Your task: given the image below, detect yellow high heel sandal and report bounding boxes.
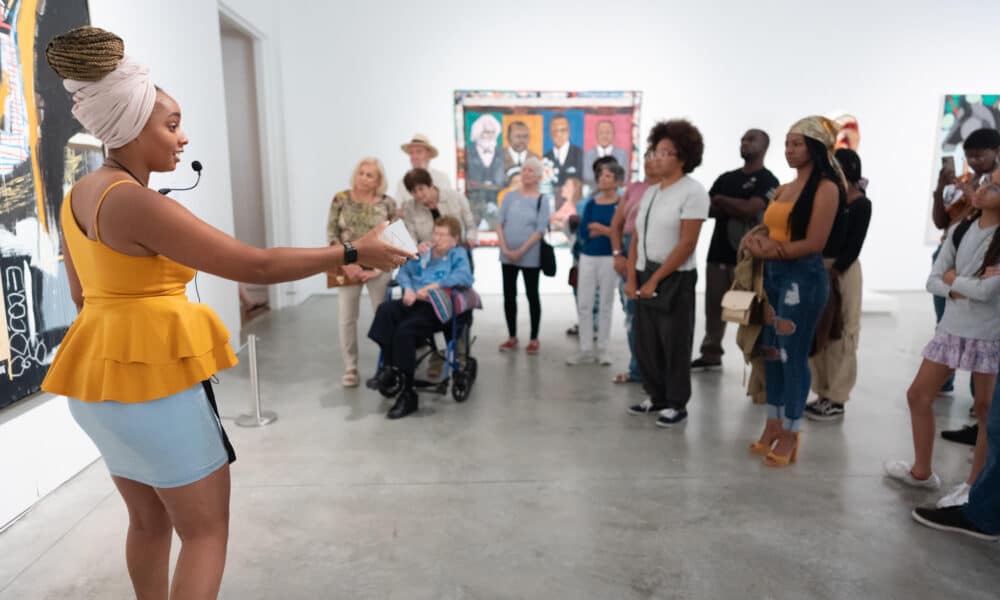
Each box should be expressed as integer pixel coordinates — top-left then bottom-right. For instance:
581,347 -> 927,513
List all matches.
749,438 -> 775,456
764,433 -> 800,467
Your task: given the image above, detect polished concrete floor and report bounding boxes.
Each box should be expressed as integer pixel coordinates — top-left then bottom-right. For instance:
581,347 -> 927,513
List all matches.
1,292 -> 997,599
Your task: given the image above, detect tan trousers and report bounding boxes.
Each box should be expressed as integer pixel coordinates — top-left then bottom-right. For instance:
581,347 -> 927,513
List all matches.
809,260 -> 862,403
337,272 -> 391,372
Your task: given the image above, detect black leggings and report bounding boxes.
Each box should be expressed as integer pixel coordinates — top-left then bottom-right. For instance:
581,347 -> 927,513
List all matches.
502,264 -> 541,339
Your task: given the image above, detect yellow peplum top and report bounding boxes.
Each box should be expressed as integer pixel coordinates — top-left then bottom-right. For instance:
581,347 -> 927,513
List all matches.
41,180 -> 238,403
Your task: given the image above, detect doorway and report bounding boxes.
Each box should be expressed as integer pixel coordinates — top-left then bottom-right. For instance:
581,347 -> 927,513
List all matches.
219,16 -> 269,325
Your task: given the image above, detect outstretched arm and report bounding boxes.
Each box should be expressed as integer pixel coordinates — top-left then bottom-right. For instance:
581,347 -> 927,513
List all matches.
104,186 -> 414,283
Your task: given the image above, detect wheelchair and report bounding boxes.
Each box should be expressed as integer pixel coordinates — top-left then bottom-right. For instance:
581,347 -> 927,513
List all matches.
370,283 -> 479,403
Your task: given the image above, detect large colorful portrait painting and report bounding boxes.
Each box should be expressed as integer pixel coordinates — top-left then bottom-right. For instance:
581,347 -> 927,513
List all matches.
0,0 -> 98,409
454,90 -> 642,241
925,94 -> 1000,244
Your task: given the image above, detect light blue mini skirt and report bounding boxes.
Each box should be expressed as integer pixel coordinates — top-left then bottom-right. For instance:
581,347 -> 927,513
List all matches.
69,382 -> 232,488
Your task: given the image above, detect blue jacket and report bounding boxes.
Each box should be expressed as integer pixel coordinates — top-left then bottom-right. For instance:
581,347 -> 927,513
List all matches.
397,246 -> 474,291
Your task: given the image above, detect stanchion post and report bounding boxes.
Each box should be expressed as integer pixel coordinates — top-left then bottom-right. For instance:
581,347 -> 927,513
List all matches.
235,333 -> 277,427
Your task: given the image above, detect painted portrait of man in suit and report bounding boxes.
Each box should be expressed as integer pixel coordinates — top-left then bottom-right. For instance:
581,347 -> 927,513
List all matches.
503,120 -> 539,182
465,113 -> 506,228
467,113 -> 505,187
543,114 -> 583,186
582,120 -> 629,185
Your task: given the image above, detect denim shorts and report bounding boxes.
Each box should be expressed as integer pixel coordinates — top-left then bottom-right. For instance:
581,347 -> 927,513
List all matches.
69,383 -> 231,488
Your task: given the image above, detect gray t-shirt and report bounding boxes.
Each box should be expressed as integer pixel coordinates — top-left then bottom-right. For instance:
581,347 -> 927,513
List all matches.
927,219 -> 1000,340
498,190 -> 551,268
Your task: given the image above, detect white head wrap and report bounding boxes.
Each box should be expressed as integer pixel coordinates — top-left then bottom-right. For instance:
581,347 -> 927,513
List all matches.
63,55 -> 156,149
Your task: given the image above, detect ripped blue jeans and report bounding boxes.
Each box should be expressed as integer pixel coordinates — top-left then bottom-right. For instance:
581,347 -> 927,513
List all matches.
760,254 -> 829,432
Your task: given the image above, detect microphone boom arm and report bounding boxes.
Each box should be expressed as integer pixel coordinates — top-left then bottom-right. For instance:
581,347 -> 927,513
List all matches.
158,160 -> 203,195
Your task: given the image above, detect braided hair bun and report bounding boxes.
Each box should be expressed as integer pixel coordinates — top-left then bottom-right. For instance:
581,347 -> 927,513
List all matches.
45,26 -> 124,81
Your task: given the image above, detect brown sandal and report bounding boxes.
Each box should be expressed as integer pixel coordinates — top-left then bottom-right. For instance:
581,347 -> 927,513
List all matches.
613,372 -> 636,384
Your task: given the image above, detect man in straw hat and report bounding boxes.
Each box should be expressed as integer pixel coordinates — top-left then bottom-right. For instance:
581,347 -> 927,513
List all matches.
395,133 -> 454,207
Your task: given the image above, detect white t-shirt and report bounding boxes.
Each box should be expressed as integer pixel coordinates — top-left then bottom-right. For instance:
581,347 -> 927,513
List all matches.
634,176 -> 710,271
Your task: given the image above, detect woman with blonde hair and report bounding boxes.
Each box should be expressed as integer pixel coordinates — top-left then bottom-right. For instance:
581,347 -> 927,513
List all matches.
328,157 -> 398,387
41,26 -> 411,599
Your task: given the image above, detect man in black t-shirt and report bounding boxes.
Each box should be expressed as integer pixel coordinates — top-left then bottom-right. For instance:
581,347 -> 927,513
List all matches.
692,129 -> 779,371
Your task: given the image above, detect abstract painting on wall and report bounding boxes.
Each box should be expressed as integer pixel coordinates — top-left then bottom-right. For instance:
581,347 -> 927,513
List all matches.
0,0 -> 98,409
453,90 -> 642,243
925,94 -> 1000,244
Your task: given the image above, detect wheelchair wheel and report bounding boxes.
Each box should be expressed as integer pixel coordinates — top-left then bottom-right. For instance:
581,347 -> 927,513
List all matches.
377,368 -> 403,398
452,372 -> 472,403
465,357 -> 478,384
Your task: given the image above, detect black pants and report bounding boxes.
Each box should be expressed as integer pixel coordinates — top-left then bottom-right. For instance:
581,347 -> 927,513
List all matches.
633,271 -> 696,410
502,264 -> 541,339
367,300 -> 442,373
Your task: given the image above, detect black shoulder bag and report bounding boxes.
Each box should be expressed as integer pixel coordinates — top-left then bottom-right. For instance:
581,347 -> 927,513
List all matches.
537,195 -> 557,277
637,190 -> 696,312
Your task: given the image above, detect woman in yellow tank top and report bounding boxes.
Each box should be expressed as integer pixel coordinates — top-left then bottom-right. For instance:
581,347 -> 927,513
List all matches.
743,116 -> 845,468
42,27 -> 414,600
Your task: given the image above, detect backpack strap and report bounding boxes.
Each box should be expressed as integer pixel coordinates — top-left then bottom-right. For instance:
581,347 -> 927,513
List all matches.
951,217 -> 976,251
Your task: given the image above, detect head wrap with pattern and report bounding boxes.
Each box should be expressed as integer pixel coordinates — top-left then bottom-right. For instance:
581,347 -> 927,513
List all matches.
789,115 -> 847,189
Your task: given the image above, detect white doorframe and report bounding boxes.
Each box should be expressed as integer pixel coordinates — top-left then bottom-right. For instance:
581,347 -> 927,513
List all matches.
218,2 -> 294,311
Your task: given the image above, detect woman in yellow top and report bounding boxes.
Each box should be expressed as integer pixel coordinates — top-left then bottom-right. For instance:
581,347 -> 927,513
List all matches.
744,116 -> 845,467
41,27 -> 412,600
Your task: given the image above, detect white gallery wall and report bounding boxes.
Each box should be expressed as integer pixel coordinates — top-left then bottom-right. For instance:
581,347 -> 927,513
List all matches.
274,0 -> 1000,300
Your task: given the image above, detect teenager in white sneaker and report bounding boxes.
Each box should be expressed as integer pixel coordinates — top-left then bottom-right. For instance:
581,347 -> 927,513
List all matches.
885,169 -> 1000,500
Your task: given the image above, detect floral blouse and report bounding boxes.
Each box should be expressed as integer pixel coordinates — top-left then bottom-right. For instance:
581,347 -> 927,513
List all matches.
326,190 -> 397,244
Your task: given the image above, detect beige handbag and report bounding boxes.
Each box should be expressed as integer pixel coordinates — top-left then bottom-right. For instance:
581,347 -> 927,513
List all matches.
721,290 -> 758,325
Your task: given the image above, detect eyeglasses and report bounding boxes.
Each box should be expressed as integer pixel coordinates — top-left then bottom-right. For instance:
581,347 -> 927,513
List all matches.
644,150 -> 678,160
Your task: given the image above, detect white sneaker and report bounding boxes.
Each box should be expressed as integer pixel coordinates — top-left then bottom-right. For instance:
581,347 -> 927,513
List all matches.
565,351 -> 596,366
883,460 -> 941,490
936,482 -> 971,508
597,352 -> 613,366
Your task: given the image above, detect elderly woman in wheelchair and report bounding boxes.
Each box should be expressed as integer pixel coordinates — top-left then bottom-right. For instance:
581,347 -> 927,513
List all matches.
368,215 -> 477,419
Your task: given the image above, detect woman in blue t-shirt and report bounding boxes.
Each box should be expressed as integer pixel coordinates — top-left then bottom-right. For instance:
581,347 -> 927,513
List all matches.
567,163 -> 624,365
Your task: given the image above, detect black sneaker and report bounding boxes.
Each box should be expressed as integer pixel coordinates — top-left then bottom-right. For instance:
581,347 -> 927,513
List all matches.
566,324 -> 579,336
655,408 -> 688,427
941,424 -> 978,446
690,357 -> 722,372
806,399 -> 844,422
911,506 -> 999,542
628,398 -> 667,415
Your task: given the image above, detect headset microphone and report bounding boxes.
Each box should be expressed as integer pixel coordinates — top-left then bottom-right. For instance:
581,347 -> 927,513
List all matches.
158,160 -> 203,195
